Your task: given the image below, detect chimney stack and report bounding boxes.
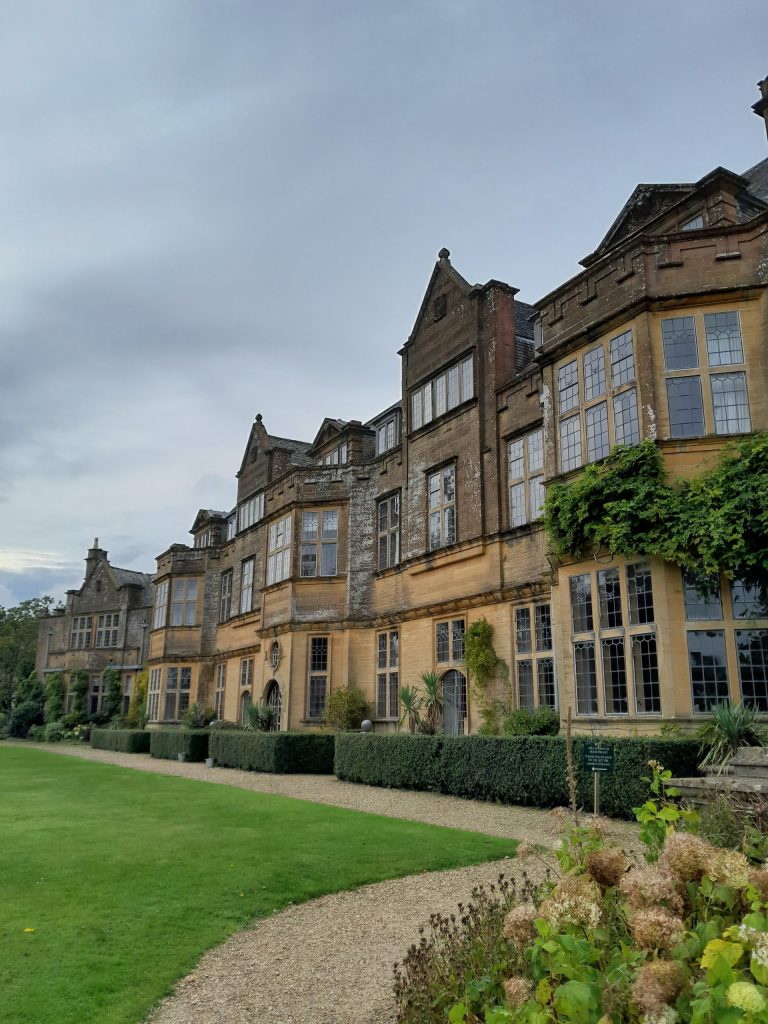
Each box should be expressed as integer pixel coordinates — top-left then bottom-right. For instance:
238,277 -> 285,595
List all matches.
753,75 -> 768,141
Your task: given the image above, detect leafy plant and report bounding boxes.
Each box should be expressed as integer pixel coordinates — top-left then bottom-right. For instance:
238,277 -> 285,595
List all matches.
321,686 -> 370,731
9,699 -> 44,738
182,701 -> 216,729
44,672 -> 66,723
399,686 -> 423,733
464,619 -> 508,691
698,701 -> 768,773
245,702 -> 277,732
69,670 -> 89,720
126,670 -> 148,728
44,721 -> 66,743
419,672 -> 443,735
101,669 -> 123,720
502,706 -> 560,737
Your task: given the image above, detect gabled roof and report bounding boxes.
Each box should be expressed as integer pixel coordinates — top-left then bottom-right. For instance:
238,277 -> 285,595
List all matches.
269,435 -> 314,465
744,156 -> 768,203
583,183 -> 696,266
365,399 -> 402,430
310,417 -> 348,451
236,414 -> 313,478
111,567 -> 152,589
190,509 -> 229,532
402,248 -> 473,349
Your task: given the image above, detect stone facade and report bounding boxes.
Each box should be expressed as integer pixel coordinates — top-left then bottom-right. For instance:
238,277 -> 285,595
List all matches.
38,80 -> 768,735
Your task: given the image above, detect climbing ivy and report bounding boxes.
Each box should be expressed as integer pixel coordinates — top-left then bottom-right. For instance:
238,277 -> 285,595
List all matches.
543,433 -> 768,585
464,618 -> 507,690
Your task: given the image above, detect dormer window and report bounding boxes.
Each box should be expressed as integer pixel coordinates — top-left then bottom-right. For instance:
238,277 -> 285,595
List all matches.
319,442 -> 347,466
681,214 -> 704,231
375,413 -> 399,455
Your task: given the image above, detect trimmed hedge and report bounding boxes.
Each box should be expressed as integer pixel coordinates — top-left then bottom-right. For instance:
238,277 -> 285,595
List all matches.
334,734 -> 702,819
149,729 -> 209,762
209,731 -> 335,774
91,728 -> 151,754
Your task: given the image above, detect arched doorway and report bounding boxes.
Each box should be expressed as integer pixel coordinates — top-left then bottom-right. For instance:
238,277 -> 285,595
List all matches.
240,690 -> 251,727
265,680 -> 282,731
442,670 -> 467,736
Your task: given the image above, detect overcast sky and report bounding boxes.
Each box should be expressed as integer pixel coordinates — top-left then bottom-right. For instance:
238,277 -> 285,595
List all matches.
1,0 -> 767,607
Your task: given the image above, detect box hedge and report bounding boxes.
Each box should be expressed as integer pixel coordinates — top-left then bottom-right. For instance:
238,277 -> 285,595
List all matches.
149,729 -> 209,762
90,728 -> 151,753
209,731 -> 335,774
334,733 -> 701,819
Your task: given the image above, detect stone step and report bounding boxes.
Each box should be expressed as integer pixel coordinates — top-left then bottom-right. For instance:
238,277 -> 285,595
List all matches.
669,775 -> 768,804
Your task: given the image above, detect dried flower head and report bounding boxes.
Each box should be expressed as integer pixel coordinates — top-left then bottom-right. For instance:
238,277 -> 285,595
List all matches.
503,903 -> 538,950
585,847 -> 627,889
515,842 -> 536,861
504,976 -> 533,1008
643,1009 -> 678,1024
708,848 -> 751,889
748,868 -> 768,900
620,866 -> 684,914
549,806 -> 570,827
658,832 -> 713,883
629,907 -> 685,950
753,932 -> 768,969
540,874 -> 602,932
631,960 -> 686,1013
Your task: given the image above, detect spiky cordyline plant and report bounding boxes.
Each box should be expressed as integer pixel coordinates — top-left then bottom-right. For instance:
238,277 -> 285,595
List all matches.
698,701 -> 768,773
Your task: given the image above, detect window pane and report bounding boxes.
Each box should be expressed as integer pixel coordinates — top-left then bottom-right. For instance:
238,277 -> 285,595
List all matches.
704,311 -> 744,366
601,637 -> 628,714
435,374 -> 447,416
627,563 -> 654,624
388,672 -> 399,719
451,619 -> 465,661
683,570 -> 722,620
574,641 -> 598,715
586,401 -> 609,462
411,390 -> 422,430
711,373 -> 751,435
559,415 -> 582,472
528,476 -> 545,521
508,440 -> 524,480
597,568 -> 623,628
377,633 -> 387,670
583,346 -> 606,401
666,376 -> 704,438
320,542 -> 337,576
389,631 -> 399,668
322,511 -> 338,539
537,658 -> 556,707
515,608 -> 532,654
731,578 -> 768,620
610,331 -> 635,387
527,430 -> 543,473
681,214 -> 704,231
736,630 -> 768,712
461,357 -> 473,401
509,482 -> 525,527
688,630 -> 729,713
558,360 -> 579,412
310,637 -> 328,671
429,511 -> 441,550
444,506 -> 456,545
309,676 -> 327,718
436,622 -> 449,662
632,633 -> 661,713
447,365 -> 459,409
535,605 -> 552,651
302,512 -> 318,541
569,574 -> 594,632
423,381 -> 433,422
443,466 -> 455,502
613,387 -> 640,446
517,661 -> 534,709
662,316 -> 699,370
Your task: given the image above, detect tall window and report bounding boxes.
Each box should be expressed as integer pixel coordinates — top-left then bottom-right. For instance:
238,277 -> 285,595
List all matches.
662,311 -> 751,438
122,675 -> 132,716
219,571 -> 232,622
95,613 -> 120,648
267,515 -> 292,585
70,616 -> 93,650
300,510 -> 338,577
164,667 -> 191,721
147,669 -> 161,721
171,579 -> 197,626
238,492 -> 265,532
570,562 -> 659,716
152,581 -> 168,629
436,619 -> 464,663
508,429 -> 545,527
308,637 -> 329,718
376,413 -> 399,455
240,559 -> 254,613
428,465 -> 456,550
214,663 -> 226,719
410,356 -> 474,431
376,630 -> 399,719
377,494 -> 400,570
240,657 -> 254,688
557,329 -> 639,473
514,602 -> 556,709
226,515 -> 236,541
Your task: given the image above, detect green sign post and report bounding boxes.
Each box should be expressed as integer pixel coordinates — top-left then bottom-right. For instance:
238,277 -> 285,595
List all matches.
582,741 -> 614,815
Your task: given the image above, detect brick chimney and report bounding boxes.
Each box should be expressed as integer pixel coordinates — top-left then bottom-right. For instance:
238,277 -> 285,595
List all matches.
753,75 -> 768,141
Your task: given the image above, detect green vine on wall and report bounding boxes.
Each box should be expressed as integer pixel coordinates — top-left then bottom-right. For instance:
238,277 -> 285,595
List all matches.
464,619 -> 508,690
543,434 -> 768,585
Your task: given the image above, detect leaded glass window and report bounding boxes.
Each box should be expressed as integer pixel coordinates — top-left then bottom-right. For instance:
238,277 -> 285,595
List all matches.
662,316 -> 699,370
688,630 -> 729,713
711,373 -> 751,435
667,376 -> 705,438
704,311 -> 744,366
570,574 -> 594,632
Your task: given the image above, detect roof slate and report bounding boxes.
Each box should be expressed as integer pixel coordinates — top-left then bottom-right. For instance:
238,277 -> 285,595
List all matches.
515,300 -> 536,339
744,156 -> 768,203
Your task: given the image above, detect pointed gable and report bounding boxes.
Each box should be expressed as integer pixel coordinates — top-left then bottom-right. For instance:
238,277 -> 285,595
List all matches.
401,247 -> 473,352
582,183 -> 696,266
310,417 -> 347,452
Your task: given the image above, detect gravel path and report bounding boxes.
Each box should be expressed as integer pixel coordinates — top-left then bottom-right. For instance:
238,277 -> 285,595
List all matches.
7,742 -> 639,1023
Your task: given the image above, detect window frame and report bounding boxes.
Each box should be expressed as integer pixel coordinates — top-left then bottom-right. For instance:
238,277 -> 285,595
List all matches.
239,558 -> 255,614
377,492 -> 400,571
409,355 -> 474,434
513,601 -> 556,710
427,463 -> 457,551
152,581 -> 169,630
376,629 -> 399,720
375,413 -> 400,456
300,508 -> 339,578
308,636 -> 329,719
266,514 -> 292,586
95,612 -> 120,648
507,428 -> 545,528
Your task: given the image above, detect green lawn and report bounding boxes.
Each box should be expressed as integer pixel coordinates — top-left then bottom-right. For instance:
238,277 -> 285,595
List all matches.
0,746 -> 515,1024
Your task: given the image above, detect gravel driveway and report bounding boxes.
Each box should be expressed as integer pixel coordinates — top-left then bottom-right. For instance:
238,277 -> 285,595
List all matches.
8,742 -> 639,1022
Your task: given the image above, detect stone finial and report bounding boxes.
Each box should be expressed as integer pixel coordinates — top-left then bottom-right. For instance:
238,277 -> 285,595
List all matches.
93,537 -> 99,548
255,413 -> 262,423
753,76 -> 768,141
438,247 -> 450,260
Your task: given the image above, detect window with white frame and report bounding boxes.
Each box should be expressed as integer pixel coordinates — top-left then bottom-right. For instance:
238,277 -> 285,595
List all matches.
219,570 -> 232,622
170,578 -> 198,626
239,492 -> 265,532
570,563 -> 659,717
226,515 -> 236,541
410,355 -> 474,431
376,630 -> 399,719
508,429 -> 545,527
266,515 -> 292,585
70,615 -> 93,650
96,612 -> 119,648
376,413 -> 400,455
153,581 -> 168,629
300,510 -> 338,577
436,619 -> 465,664
147,668 -> 161,721
214,663 -> 226,719
428,465 -> 456,550
308,637 -> 329,718
377,493 -> 400,570
240,558 -> 254,613
662,311 -> 751,439
320,442 -> 348,466
193,529 -> 211,549
557,330 -> 640,474
513,602 -> 556,709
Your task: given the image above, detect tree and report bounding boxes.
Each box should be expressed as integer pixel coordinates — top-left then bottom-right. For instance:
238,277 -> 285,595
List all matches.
0,596 -> 55,713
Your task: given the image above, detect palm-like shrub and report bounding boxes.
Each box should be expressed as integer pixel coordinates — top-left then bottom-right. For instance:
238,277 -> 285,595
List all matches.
399,686 -> 422,733
698,701 -> 768,773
